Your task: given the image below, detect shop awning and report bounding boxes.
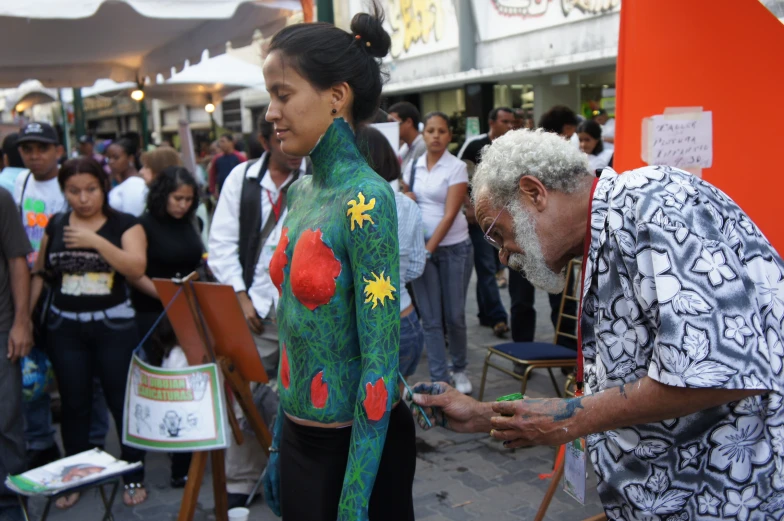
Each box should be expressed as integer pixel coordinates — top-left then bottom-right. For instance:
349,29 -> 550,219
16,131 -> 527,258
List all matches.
0,0 -> 299,88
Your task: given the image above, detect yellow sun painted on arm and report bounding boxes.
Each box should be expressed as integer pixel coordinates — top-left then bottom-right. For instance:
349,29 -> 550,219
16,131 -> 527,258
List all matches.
363,271 -> 396,309
347,192 -> 376,231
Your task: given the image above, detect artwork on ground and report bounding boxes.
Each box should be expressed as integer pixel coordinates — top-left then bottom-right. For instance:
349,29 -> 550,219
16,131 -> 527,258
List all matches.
123,355 -> 228,452
6,449 -> 142,496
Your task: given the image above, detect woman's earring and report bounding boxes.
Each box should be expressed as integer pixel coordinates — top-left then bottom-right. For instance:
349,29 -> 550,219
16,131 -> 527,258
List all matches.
331,108 -> 337,115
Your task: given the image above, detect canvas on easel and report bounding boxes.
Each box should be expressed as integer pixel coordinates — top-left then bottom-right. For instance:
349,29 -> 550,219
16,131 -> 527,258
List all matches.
153,273 -> 274,521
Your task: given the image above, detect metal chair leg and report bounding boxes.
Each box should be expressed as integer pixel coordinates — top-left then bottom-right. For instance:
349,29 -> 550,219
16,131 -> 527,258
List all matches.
547,368 -> 562,398
18,495 -> 30,521
520,365 -> 535,396
100,481 -> 119,521
478,351 -> 493,401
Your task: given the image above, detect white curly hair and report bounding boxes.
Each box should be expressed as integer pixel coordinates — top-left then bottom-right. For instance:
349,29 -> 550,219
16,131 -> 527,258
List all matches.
472,128 -> 592,209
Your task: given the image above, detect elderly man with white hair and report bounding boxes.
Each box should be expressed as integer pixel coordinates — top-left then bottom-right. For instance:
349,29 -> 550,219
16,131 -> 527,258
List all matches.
409,129 -> 784,520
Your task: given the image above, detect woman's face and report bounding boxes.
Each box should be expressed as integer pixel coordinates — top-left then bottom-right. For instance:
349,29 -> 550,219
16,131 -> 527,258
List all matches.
140,163 -> 154,185
106,144 -> 130,175
262,51 -> 342,157
578,132 -> 599,155
166,184 -> 195,220
423,116 -> 451,155
64,173 -> 104,218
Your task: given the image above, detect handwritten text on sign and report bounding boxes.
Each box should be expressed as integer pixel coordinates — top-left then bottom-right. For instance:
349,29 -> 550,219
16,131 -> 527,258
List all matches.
650,112 -> 713,168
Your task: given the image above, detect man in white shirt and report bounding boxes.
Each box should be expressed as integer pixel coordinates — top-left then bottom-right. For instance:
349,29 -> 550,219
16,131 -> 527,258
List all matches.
388,102 -> 426,177
208,115 -> 307,508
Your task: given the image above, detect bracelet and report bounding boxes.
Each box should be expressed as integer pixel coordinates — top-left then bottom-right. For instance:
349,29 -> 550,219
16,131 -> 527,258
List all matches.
269,447 -> 279,453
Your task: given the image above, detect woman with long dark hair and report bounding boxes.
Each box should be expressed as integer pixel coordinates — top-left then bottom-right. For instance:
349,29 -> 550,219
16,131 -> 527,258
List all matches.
131,166 -> 202,363
107,138 -> 147,216
29,157 -> 148,508
261,6 -> 414,521
402,112 -> 473,394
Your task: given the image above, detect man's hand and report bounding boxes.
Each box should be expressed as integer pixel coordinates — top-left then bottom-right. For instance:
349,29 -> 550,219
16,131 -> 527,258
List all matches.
237,291 -> 263,335
490,397 -> 585,449
63,226 -> 99,249
8,318 -> 33,362
408,382 -> 493,433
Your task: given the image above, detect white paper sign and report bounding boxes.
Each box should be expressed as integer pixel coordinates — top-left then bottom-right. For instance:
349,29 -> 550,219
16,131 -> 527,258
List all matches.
563,438 -> 587,504
123,355 -> 228,452
649,112 -> 713,169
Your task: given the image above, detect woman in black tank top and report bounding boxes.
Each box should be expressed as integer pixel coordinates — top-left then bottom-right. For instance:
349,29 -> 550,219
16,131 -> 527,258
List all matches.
29,158 -> 149,509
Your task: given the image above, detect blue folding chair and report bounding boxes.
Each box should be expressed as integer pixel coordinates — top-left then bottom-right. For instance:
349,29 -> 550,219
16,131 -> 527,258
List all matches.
477,260 -> 582,400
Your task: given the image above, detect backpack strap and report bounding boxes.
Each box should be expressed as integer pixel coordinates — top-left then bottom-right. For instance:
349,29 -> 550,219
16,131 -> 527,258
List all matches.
238,157 -> 265,289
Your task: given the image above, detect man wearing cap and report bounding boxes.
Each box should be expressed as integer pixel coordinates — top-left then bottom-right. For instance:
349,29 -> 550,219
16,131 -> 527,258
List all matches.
12,123 -> 110,470
78,135 -> 106,166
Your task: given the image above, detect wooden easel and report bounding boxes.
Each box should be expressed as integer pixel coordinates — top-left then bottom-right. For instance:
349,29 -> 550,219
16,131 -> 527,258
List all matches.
153,273 -> 273,521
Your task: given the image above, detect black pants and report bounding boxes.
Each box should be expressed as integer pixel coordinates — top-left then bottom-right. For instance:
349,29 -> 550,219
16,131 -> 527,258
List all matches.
508,270 -> 577,349
280,403 -> 416,521
135,310 -> 162,365
46,314 -> 145,483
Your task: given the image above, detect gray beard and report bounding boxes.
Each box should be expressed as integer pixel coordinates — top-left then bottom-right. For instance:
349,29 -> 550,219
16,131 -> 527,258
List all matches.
507,202 -> 566,294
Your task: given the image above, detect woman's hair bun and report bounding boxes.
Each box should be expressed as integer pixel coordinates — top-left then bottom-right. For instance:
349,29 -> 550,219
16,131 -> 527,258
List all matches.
350,3 -> 391,60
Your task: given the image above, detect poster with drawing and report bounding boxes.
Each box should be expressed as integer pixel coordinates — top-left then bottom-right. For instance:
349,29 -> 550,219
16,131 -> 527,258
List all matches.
123,355 -> 228,452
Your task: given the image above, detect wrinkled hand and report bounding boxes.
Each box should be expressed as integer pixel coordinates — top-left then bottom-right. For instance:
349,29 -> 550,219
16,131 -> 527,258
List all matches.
63,226 -> 99,249
490,398 -> 583,449
237,292 -> 263,335
8,319 -> 33,362
407,382 -> 488,433
262,451 -> 281,516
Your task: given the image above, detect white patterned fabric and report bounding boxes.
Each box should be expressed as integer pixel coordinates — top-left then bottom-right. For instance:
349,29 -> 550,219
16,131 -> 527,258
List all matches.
582,166 -> 784,520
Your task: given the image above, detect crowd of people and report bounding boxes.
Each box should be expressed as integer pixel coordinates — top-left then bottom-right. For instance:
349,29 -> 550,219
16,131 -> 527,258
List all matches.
0,7 -> 780,521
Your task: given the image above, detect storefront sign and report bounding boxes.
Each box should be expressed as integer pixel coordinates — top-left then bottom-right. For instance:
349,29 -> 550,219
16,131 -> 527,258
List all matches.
123,355 -> 228,452
347,0 -> 459,59
472,0 -> 620,42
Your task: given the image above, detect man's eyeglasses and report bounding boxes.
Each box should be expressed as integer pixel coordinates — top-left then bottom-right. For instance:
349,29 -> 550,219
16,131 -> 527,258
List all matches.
483,208 -> 505,251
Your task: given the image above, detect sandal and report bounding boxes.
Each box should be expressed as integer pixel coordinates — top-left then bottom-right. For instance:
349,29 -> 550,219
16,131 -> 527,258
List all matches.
493,322 -> 510,338
55,492 -> 80,509
123,483 -> 148,506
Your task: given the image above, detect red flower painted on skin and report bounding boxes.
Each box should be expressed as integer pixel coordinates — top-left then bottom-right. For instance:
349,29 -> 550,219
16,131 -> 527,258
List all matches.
310,371 -> 329,409
363,378 -> 388,421
269,227 -> 289,296
280,343 -> 290,390
290,228 -> 342,311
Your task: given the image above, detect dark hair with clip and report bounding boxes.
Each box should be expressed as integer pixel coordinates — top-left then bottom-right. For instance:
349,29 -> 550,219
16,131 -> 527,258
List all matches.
268,1 -> 391,123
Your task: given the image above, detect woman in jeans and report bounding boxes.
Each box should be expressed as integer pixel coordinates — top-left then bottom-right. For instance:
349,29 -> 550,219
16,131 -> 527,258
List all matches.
30,158 -> 148,508
401,112 -> 473,393
357,125 -> 426,385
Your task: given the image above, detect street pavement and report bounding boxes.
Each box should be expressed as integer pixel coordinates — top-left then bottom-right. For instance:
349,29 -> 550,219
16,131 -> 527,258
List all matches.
28,270 -> 605,520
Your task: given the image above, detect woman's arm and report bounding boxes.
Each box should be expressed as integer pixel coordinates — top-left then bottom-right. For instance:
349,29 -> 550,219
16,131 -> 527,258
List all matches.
64,223 -> 147,280
129,275 -> 158,298
29,233 -> 48,313
425,182 -> 468,253
339,180 -> 400,521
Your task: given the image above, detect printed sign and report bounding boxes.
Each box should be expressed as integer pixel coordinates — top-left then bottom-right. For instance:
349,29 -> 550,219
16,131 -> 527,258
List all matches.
347,0 -> 459,59
123,356 -> 228,452
472,0 -> 620,42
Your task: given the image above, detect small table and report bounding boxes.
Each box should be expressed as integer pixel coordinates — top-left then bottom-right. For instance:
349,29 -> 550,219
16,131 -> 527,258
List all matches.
17,475 -> 122,521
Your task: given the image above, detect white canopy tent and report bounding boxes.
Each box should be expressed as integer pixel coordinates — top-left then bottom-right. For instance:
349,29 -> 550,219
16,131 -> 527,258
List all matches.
59,53 -> 265,106
0,0 -> 299,88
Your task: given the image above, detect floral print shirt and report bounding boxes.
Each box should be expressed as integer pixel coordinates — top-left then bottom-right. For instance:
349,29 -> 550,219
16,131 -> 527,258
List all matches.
582,166 -> 784,521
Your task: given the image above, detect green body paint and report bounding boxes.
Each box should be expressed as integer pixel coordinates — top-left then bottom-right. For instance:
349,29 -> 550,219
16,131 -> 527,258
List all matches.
269,119 -> 400,521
